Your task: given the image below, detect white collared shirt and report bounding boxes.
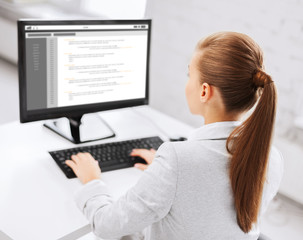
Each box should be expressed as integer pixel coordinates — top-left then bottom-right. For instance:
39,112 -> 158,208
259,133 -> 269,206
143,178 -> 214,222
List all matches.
74,121 -> 283,240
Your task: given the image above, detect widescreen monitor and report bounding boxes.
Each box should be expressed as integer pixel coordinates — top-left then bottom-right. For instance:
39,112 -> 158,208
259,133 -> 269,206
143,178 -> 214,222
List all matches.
18,19 -> 151,143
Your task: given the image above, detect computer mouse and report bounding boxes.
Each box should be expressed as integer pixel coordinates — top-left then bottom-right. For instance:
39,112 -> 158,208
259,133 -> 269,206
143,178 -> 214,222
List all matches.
169,136 -> 187,142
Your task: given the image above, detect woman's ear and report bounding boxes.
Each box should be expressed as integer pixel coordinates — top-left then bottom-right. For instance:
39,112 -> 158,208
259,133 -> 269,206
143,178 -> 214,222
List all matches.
199,82 -> 212,103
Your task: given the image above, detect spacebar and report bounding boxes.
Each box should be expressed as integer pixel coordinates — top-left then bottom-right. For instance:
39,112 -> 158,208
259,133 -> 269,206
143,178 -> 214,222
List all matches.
99,162 -> 132,172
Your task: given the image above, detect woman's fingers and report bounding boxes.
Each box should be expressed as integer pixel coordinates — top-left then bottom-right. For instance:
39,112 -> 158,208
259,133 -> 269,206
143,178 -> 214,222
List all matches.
70,152 -> 95,163
130,149 -> 155,165
134,163 -> 148,171
71,154 -> 80,163
65,152 -> 101,184
65,159 -> 76,169
75,152 -> 92,161
84,152 -> 96,161
65,159 -> 78,175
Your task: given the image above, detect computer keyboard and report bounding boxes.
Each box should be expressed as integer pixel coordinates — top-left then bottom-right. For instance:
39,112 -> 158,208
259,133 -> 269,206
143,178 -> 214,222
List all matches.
49,136 -> 164,178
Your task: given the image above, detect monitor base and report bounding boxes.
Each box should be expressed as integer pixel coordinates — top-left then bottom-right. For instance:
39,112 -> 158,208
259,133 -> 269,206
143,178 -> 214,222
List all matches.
44,113 -> 116,144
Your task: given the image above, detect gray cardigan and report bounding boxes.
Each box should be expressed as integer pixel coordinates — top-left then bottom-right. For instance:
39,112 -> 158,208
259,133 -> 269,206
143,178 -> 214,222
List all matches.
74,121 -> 283,240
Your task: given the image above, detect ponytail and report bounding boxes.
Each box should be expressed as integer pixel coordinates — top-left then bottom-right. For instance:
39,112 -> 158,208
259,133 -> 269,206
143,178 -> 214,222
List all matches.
226,70 -> 277,232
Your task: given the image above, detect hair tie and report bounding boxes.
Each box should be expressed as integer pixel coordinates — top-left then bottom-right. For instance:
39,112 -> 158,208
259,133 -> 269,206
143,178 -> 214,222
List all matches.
252,69 -> 273,88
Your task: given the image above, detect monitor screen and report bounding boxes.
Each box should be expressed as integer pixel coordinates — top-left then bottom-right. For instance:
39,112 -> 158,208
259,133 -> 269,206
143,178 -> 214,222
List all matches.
18,19 -> 151,123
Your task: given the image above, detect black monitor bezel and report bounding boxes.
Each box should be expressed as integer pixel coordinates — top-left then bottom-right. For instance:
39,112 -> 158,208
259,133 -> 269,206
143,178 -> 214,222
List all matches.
18,19 -> 151,123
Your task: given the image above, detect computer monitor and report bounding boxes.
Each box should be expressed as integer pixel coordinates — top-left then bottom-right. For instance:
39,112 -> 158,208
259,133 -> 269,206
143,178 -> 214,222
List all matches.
18,19 -> 151,143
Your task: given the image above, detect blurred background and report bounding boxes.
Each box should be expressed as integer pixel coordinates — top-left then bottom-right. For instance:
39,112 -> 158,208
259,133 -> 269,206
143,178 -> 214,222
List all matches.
0,0 -> 303,239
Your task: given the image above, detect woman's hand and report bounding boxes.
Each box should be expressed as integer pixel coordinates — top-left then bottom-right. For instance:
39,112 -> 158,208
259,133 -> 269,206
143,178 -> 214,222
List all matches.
65,152 -> 101,184
130,148 -> 156,170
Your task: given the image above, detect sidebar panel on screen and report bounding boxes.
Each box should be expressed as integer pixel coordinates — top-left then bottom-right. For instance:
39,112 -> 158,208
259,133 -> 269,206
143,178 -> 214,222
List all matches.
25,37 -> 47,110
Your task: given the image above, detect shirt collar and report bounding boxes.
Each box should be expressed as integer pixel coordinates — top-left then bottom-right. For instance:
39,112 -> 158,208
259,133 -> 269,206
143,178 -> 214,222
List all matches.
188,121 -> 242,141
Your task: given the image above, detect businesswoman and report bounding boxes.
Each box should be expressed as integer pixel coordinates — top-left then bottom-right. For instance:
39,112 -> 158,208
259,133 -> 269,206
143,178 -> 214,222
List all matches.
66,32 -> 283,239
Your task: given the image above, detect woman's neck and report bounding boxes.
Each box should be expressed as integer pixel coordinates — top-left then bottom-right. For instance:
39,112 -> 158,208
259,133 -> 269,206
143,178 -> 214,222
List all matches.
203,112 -> 242,125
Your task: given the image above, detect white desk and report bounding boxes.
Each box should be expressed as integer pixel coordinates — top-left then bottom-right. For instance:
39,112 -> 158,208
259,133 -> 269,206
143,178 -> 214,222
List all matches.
0,106 -> 193,240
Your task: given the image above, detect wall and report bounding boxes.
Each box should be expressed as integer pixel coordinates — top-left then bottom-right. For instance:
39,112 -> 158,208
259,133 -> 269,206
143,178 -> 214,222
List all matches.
146,0 -> 303,142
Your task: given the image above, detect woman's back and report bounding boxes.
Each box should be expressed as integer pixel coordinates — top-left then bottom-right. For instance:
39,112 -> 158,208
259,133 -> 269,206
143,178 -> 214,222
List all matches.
144,122 -> 283,240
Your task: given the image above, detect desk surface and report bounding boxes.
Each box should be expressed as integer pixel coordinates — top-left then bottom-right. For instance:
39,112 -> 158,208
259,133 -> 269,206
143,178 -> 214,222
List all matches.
0,106 -> 194,240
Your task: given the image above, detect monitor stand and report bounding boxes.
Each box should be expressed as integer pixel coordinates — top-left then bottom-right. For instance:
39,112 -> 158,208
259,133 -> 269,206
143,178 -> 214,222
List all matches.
43,113 -> 116,144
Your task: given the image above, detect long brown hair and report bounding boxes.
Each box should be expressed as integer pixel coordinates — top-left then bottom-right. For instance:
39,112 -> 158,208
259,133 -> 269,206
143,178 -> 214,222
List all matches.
195,32 -> 277,233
